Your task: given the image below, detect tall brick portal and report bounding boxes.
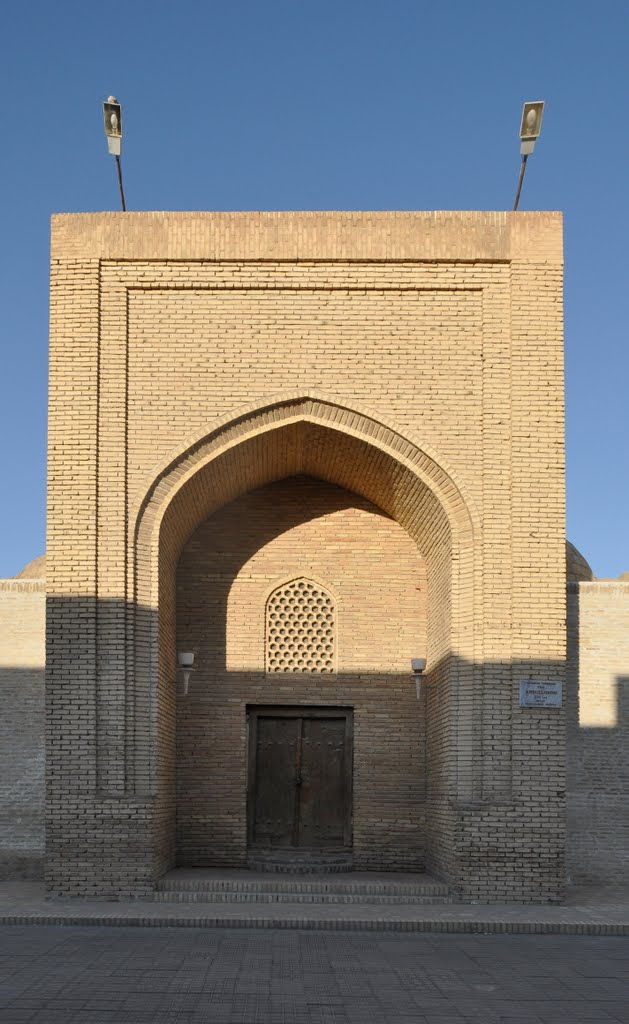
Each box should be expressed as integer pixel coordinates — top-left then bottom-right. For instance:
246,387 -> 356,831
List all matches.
46,211 -> 566,900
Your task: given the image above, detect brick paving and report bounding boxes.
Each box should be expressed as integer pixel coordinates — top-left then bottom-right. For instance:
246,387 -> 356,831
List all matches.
0,925 -> 628,1023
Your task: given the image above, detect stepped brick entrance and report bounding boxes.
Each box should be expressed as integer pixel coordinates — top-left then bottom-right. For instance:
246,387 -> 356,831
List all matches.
247,707 -> 353,854
155,868 -> 452,906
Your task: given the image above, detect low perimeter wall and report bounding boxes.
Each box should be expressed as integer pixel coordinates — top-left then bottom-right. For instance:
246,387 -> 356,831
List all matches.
0,580 -> 45,879
567,580 -> 629,883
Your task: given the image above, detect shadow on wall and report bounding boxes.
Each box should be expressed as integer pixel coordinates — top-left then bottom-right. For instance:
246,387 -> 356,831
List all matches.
566,583 -> 629,883
7,584 -> 628,897
20,591 -> 571,900
566,671 -> 629,883
5,531 -> 624,893
0,665 -> 45,880
176,475 -> 426,678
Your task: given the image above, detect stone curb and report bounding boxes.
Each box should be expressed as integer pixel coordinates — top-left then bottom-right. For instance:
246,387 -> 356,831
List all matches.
1,914 -> 628,935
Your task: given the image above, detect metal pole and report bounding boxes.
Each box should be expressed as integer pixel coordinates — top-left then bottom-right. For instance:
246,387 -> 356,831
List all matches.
513,154 -> 528,211
115,154 -> 127,211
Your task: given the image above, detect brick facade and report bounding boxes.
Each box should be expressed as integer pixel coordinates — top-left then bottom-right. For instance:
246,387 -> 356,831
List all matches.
0,210 -> 573,900
5,558 -> 628,890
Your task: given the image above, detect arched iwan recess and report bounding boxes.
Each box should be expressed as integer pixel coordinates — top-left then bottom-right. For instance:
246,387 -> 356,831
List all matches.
130,396 -> 480,823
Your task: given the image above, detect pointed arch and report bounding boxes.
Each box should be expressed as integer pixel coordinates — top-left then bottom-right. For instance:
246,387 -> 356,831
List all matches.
129,394 -> 482,811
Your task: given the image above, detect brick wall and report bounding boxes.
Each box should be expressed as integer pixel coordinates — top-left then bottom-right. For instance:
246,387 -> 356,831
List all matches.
567,580 -> 629,881
3,569 -> 627,888
45,211 -> 567,899
0,580 -> 45,879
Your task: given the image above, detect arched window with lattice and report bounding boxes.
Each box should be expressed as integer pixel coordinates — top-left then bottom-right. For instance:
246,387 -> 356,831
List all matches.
266,578 -> 336,673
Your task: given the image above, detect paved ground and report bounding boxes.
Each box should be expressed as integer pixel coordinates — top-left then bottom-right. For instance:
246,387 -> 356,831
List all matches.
0,925 -> 628,1024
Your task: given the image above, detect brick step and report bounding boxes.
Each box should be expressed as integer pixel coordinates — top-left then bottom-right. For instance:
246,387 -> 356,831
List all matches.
154,890 -> 452,905
155,870 -> 451,902
246,847 -> 354,872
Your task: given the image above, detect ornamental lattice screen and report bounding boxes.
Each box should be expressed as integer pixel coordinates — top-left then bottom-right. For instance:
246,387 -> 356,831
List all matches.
265,578 -> 335,673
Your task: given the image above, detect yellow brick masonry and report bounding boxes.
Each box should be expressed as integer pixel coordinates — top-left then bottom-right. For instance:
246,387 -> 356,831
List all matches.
7,568 -> 626,887
567,580 -> 629,882
46,211 -> 566,900
0,581 -> 45,877
176,477 -> 427,871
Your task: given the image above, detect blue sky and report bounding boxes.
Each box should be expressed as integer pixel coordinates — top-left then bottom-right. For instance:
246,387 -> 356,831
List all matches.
0,0 -> 627,578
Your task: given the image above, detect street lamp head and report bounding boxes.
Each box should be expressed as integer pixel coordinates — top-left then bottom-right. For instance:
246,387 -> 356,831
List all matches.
519,100 -> 544,156
103,96 -> 122,156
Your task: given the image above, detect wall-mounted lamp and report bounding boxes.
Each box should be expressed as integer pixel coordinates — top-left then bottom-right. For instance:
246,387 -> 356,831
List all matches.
178,651 -> 194,695
411,658 -> 427,700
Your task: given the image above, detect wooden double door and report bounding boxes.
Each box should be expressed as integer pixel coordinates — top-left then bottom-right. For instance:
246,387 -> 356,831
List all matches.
247,707 -> 353,851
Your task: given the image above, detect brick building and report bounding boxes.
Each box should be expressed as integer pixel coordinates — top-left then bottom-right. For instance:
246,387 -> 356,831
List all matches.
0,211 -> 627,901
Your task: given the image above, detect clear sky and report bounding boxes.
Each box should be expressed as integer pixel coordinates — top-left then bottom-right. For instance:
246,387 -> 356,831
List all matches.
0,0 -> 627,579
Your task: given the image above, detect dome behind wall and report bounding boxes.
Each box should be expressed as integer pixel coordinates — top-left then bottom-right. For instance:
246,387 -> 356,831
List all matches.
566,541 -> 593,582
14,554 -> 46,580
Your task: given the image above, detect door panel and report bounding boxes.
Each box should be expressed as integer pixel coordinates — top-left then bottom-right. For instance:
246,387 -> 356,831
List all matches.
248,707 -> 352,851
252,716 -> 300,847
299,717 -> 347,847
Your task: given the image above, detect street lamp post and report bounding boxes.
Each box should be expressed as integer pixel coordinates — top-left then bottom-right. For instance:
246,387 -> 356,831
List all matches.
103,96 -> 126,211
513,100 -> 545,211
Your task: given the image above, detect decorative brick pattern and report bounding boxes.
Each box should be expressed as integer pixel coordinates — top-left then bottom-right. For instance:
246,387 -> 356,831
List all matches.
266,579 -> 335,674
